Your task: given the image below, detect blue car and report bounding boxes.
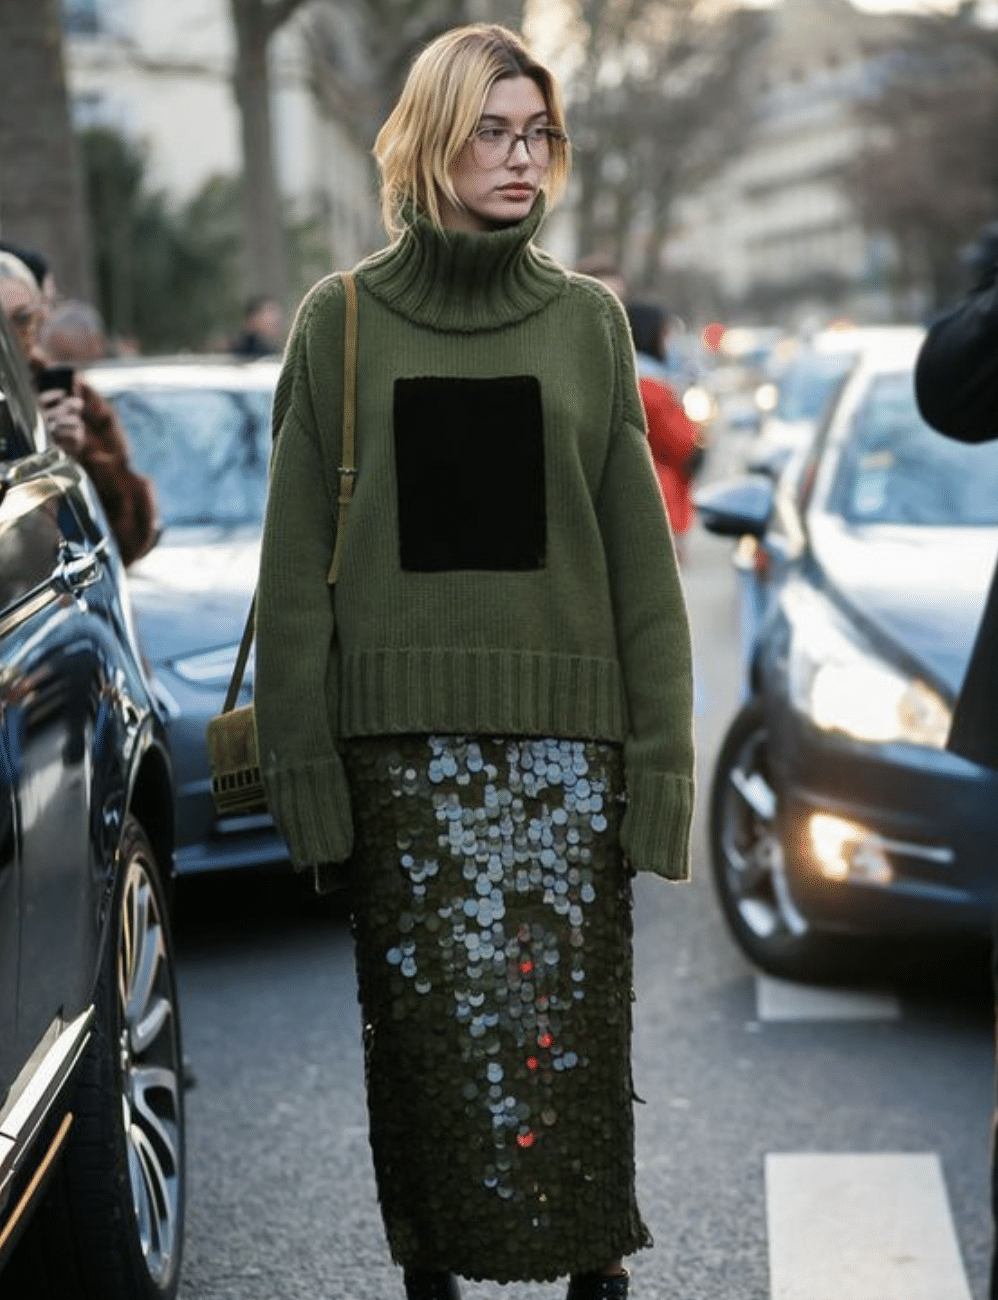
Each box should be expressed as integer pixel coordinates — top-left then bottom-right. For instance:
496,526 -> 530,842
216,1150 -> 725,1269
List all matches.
696,328 -> 998,979
86,357 -> 286,876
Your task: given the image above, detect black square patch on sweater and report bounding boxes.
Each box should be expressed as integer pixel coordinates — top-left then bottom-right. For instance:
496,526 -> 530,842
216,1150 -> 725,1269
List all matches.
394,375 -> 546,572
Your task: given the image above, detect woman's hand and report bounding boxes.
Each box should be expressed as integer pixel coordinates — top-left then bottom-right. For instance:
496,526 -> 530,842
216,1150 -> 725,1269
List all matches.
38,389 -> 85,457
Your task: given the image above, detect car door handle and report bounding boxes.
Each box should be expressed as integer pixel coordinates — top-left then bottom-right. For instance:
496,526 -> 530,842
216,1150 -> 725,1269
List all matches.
56,543 -> 102,593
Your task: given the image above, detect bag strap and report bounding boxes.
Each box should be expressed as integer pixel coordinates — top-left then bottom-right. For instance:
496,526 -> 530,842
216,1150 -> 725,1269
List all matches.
221,271 -> 358,716
327,269 -> 358,584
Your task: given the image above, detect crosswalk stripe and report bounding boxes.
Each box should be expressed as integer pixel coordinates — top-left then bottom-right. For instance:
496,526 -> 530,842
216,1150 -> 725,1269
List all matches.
766,1153 -> 972,1300
756,974 -> 901,1021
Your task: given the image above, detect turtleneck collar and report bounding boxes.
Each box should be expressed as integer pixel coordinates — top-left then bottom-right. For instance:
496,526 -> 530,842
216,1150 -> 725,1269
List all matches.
358,194 -> 567,334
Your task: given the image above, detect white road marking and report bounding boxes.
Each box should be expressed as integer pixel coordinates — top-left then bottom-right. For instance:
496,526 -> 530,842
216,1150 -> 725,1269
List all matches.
766,1153 -> 972,1300
756,974 -> 901,1021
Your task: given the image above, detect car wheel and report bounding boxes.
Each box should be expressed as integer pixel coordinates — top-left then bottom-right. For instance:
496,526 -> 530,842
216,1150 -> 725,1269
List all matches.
9,813 -> 185,1298
709,701 -> 843,980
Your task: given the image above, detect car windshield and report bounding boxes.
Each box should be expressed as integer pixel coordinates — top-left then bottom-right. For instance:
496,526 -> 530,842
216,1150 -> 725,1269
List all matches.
109,385 -> 273,528
830,371 -> 998,526
774,351 -> 853,421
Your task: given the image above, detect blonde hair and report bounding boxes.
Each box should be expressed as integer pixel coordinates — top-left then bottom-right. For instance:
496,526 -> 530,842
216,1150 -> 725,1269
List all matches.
0,251 -> 40,297
374,24 -> 571,239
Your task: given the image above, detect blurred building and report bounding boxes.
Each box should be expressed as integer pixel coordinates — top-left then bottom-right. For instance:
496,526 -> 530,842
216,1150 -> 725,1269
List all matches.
61,0 -> 378,274
667,0 -> 915,328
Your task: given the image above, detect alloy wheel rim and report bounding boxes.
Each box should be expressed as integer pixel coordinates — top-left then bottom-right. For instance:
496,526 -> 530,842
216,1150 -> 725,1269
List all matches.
118,852 -> 183,1285
719,723 -> 808,942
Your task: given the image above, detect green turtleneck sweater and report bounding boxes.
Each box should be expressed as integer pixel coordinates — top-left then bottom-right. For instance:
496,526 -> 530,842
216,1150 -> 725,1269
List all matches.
255,200 -> 694,885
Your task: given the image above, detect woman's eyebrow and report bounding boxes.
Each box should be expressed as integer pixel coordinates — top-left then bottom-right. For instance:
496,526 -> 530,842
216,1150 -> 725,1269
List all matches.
477,110 -> 550,125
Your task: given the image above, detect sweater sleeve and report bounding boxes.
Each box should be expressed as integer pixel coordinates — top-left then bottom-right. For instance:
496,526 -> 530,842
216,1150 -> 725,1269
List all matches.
915,262 -> 998,444
597,302 -> 695,879
254,279 -> 354,872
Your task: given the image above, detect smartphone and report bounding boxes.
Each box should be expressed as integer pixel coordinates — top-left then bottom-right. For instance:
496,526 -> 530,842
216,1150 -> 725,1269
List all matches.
34,365 -> 75,395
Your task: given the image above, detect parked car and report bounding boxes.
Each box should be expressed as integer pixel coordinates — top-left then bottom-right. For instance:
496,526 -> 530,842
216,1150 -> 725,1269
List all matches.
86,356 -> 285,876
742,326 -> 925,478
0,315 -> 184,1295
695,328 -> 998,979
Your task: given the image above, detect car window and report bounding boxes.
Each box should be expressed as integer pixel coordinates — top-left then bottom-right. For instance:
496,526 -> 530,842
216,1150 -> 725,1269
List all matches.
773,351 -> 854,422
108,386 -> 273,528
829,371 -> 998,526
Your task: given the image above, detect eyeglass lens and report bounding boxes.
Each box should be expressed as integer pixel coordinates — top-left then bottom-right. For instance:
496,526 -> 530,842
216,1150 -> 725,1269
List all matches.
471,128 -> 560,168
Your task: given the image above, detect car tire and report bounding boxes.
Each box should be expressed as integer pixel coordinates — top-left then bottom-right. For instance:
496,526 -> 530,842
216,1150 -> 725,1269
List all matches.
709,700 -> 847,981
8,813 -> 185,1299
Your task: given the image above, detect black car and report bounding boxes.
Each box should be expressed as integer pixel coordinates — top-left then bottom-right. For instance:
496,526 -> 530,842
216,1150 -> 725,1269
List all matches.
0,315 -> 185,1296
697,328 -> 998,979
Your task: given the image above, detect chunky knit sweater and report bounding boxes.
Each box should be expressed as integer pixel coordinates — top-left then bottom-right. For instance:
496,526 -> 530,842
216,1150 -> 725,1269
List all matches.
255,198 -> 694,885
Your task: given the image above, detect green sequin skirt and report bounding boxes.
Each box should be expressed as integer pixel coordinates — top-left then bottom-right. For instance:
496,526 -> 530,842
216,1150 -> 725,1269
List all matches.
343,734 -> 652,1283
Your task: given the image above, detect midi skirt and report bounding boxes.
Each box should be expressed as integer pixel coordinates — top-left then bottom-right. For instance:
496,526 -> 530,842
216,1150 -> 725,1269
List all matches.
343,734 -> 652,1283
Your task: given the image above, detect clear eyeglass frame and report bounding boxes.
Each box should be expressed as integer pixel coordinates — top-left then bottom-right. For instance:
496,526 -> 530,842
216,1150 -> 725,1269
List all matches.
469,126 -> 568,170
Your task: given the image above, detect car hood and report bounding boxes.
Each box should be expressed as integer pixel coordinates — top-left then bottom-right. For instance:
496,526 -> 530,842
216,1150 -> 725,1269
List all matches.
810,516 -> 998,696
127,527 -> 259,664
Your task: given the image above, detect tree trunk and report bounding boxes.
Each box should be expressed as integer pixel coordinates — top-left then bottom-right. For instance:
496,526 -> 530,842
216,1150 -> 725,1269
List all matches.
0,0 -> 93,299
231,0 -> 291,308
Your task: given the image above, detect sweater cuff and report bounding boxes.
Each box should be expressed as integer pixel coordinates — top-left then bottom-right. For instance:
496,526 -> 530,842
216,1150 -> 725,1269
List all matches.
621,770 -> 694,880
263,755 -> 353,870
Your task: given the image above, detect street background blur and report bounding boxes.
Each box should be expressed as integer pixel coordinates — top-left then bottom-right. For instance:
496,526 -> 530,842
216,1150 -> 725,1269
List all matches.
1,0 -> 997,354
3,2 -> 998,1298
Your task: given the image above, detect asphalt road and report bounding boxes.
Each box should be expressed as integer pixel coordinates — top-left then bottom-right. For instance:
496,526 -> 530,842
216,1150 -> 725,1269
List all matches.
173,498 -> 995,1300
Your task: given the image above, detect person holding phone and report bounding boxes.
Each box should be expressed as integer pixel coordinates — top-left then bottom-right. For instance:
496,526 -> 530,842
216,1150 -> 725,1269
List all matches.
0,250 -> 159,566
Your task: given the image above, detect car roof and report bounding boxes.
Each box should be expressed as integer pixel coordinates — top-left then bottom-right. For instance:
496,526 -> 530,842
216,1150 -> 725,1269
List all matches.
85,354 -> 281,393
811,324 -> 925,361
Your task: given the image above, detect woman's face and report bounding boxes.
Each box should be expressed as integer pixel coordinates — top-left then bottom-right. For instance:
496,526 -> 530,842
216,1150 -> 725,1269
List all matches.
443,75 -> 551,233
0,278 -> 43,357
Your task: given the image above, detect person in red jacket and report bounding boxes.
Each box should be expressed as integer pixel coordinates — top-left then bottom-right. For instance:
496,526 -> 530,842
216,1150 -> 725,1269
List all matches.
625,300 -> 701,562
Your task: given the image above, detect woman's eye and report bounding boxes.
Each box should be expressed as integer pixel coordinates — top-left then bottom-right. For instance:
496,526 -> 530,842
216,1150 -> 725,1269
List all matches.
477,128 -> 506,142
527,129 -> 549,143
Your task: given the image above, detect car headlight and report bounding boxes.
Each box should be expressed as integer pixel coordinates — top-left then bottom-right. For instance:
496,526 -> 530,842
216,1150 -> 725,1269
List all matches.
682,385 -> 715,424
171,644 -> 254,691
785,585 -> 950,747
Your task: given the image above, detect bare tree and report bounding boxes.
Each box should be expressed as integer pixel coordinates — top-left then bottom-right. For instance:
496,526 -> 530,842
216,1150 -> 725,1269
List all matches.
303,0 -> 530,155
0,0 -> 93,299
230,0 -> 317,308
563,0 -> 764,293
846,14 -> 998,311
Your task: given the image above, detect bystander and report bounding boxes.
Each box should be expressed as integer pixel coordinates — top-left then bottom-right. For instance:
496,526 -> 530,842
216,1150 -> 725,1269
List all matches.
914,220 -> 998,1300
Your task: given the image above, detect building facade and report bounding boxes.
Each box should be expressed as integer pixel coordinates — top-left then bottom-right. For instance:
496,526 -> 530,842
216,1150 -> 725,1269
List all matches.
667,0 -> 914,328
62,0 -> 379,278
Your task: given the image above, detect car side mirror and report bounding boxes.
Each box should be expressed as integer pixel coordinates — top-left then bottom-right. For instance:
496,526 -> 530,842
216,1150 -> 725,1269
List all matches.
694,473 -> 775,538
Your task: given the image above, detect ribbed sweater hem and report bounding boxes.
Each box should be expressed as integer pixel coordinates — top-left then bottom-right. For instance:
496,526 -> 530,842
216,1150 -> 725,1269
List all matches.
339,648 -> 628,741
621,771 -> 695,880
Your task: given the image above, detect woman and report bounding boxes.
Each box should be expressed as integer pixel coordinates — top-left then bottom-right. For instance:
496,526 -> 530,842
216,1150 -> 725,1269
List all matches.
625,300 -> 702,563
0,250 -> 159,567
254,24 -> 694,1300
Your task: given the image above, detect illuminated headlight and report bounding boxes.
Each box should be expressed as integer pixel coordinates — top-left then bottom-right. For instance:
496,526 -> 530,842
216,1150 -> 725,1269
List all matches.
171,644 -> 254,690
785,586 -> 950,747
755,381 -> 778,413
682,385 -> 715,424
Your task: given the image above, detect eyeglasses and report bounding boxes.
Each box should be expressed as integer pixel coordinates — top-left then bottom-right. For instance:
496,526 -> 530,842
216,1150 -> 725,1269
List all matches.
469,125 -> 568,170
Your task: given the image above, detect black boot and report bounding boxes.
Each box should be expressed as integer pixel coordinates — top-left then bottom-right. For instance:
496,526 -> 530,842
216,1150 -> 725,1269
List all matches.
566,1269 -> 630,1300
403,1270 -> 462,1300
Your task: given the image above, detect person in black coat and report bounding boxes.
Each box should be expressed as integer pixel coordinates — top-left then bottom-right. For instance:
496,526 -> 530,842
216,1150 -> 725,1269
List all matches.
914,220 -> 998,1300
